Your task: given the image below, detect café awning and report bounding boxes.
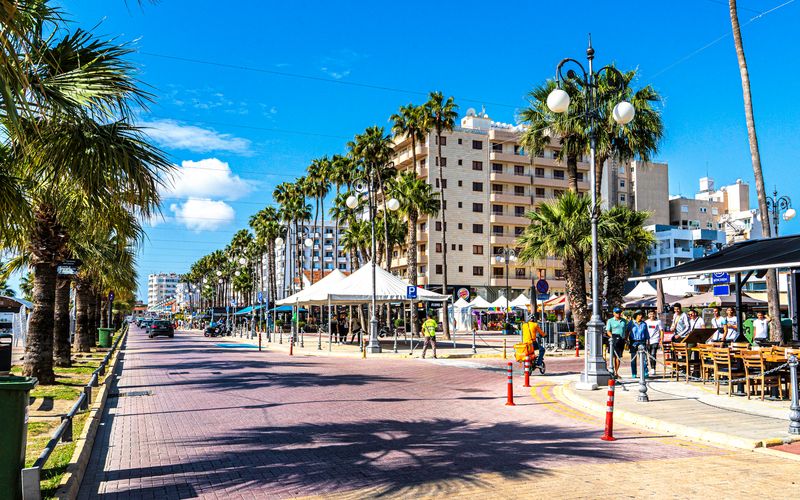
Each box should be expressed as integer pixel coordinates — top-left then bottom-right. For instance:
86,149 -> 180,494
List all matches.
631,234 -> 800,281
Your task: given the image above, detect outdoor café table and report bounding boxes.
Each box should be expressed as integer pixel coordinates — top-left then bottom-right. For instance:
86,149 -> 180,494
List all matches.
732,350 -> 789,400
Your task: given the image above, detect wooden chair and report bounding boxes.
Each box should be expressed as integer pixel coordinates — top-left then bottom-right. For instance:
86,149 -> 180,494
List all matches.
697,345 -> 715,383
673,343 -> 700,382
711,347 -> 745,396
740,350 -> 784,400
663,342 -> 679,380
731,342 -> 751,350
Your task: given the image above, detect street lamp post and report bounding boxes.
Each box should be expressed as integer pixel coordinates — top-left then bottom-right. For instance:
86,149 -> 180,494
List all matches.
346,169 -> 400,354
546,36 -> 635,390
765,188 -> 795,237
494,247 -> 517,324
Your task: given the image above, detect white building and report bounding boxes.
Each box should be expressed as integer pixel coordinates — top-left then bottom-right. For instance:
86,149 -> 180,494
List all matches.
175,282 -> 200,310
147,273 -> 180,307
643,225 -> 726,275
274,221 -> 350,299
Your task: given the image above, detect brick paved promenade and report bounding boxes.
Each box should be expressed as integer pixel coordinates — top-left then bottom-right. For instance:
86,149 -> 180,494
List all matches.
78,326 -> 799,499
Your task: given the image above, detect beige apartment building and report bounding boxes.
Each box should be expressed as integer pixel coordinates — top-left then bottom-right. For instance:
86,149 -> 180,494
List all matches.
668,177 -> 758,241
600,159 -> 670,225
389,108 -> 669,301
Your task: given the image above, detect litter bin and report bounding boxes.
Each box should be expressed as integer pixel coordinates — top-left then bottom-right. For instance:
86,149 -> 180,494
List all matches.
0,375 -> 37,500
742,318 -> 754,344
0,333 -> 12,374
97,328 -> 114,348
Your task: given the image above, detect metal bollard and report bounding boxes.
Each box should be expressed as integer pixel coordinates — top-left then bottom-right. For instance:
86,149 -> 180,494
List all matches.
317,329 -> 322,350
575,333 -> 580,357
503,338 -> 507,360
362,336 -> 367,359
789,355 -> 800,435
83,386 -> 92,408
601,379 -> 616,441
279,329 -> 283,344
61,415 -> 73,443
637,344 -> 649,402
289,338 -> 294,356
505,361 -> 515,406
258,331 -> 262,352
472,329 -> 477,354
523,356 -> 531,388
393,330 -> 398,354
300,329 -> 304,348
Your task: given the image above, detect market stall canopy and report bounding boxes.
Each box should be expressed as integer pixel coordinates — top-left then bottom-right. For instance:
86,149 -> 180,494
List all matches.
233,304 -> 268,316
270,305 -> 307,312
631,234 -> 800,281
623,294 -> 683,309
679,291 -> 766,308
623,282 -> 657,301
488,296 -> 525,310
276,269 -> 348,306
452,297 -> 471,309
543,295 -> 566,311
327,263 -> 448,304
468,296 -> 492,308
510,294 -> 531,308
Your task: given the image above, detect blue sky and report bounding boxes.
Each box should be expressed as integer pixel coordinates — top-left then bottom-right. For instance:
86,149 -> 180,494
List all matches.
48,0 -> 800,301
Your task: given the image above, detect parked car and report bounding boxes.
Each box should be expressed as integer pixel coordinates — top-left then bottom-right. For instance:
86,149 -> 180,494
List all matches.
148,320 -> 174,338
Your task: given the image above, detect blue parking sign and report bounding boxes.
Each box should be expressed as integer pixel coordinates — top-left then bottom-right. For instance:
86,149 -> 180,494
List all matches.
406,286 -> 418,299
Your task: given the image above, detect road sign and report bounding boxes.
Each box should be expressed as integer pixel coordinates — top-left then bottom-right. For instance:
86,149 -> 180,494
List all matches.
406,285 -> 418,300
713,285 -> 730,297
536,279 -> 550,295
57,259 -> 81,276
457,287 -> 470,300
257,291 -> 263,303
231,299 -> 237,306
711,272 -> 731,285
108,291 -> 115,302
537,293 -> 550,302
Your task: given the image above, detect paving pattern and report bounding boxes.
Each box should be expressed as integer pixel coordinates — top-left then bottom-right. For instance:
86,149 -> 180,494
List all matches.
78,326 -> 799,499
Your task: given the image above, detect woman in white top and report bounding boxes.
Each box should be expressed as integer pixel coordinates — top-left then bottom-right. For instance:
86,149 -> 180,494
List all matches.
645,311 -> 662,373
752,311 -> 770,344
708,307 -> 725,342
723,307 -> 739,342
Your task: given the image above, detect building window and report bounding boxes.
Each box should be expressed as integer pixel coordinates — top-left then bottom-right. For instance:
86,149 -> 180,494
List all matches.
472,140 -> 483,150
435,178 -> 447,189
699,207 -> 708,213
451,244 -> 456,250
514,186 -> 525,196
555,269 -> 565,279
515,268 -> 526,278
681,205 -> 689,213
435,135 -> 446,146
473,202 -> 484,213
514,145 -> 523,155
458,223 -> 463,230
535,167 -> 545,178
553,170 -> 565,180
420,265 -> 427,274
458,159 -> 463,166
493,267 -> 504,278
435,243 -> 442,253
492,142 -> 503,152
458,138 -> 462,145
420,158 -> 426,169
535,187 -> 545,197
472,224 -> 483,234
458,265 -> 463,272
492,225 -> 504,235
420,222 -> 426,232
435,157 -> 447,167
473,245 -> 484,255
554,189 -> 564,197
712,207 -> 719,215
514,226 -> 524,236
515,206 -> 525,217
514,165 -> 525,176
620,194 -> 626,202
492,204 -> 503,215
458,244 -> 463,251
435,221 -> 442,231
435,264 -> 443,274
492,163 -> 503,173
473,266 -> 484,276
472,182 -> 483,192
577,172 -> 584,182
419,244 -> 426,252
492,183 -> 503,193
458,201 -> 463,208
472,160 -> 483,171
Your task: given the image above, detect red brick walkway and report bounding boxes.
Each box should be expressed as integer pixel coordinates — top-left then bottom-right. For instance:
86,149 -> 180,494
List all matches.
78,326 -> 718,499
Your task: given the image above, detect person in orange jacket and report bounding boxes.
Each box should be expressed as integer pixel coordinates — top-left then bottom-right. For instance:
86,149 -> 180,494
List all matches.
521,315 -> 546,367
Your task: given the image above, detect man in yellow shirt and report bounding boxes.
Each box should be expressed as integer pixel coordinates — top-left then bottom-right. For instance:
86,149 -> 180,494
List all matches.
421,313 -> 438,359
522,315 -> 546,368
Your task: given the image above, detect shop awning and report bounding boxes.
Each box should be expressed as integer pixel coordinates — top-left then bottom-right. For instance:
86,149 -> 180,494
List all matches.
631,234 -> 800,281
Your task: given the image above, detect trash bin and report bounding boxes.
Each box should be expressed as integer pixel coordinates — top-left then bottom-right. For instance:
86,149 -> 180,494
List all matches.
742,318 -> 754,344
0,375 -> 38,500
0,333 -> 12,374
97,328 -> 114,348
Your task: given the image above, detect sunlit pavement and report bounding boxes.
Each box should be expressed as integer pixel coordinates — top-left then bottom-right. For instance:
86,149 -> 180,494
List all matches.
78,326 -> 799,499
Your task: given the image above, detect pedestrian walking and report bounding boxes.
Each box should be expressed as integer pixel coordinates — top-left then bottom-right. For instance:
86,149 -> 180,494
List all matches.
605,307 -> 627,377
645,310 -> 662,373
628,311 -> 649,378
421,313 -> 438,359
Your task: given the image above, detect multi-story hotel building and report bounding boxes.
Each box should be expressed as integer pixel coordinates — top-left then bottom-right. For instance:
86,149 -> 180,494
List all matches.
147,272 -> 180,309
389,108 -> 670,301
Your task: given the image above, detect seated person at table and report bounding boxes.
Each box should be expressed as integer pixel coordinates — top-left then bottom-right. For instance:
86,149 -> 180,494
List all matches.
752,311 -> 770,345
670,303 -> 690,340
708,307 -> 725,342
723,307 -> 740,342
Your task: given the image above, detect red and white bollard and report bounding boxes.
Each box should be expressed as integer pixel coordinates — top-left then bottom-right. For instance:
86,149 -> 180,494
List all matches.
289,337 -> 294,356
505,361 -> 515,406
258,331 -> 262,352
523,356 -> 531,387
601,379 -> 616,441
575,334 -> 580,357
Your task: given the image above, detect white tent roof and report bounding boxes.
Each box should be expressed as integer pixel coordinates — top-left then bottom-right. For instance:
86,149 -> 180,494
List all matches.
488,296 -> 525,310
468,296 -> 492,308
623,281 -> 658,301
510,294 -> 530,307
327,263 -> 448,304
276,269 -> 348,306
661,278 -> 694,297
452,297 -> 470,309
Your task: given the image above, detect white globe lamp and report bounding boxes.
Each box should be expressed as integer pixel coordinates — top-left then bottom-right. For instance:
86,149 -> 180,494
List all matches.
346,194 -> 359,209
275,237 -> 284,246
216,270 -> 222,277
238,257 -> 247,265
784,208 -> 796,222
612,101 -> 635,125
234,270 -> 241,277
546,88 -> 570,114
386,198 -> 400,212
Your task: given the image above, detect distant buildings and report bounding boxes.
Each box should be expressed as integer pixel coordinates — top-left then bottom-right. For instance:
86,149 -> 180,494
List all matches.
643,225 -> 726,274
147,273 -> 179,311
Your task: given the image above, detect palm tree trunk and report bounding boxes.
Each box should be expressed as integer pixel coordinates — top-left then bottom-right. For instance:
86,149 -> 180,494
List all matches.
595,154 -> 608,201
411,136 -> 419,177
23,261 -> 57,383
74,279 -> 93,352
729,0 -> 781,340
376,174 -> 391,269
565,254 -> 589,338
100,298 -> 108,328
312,198 -> 319,283
408,212 -> 418,338
53,277 -> 72,367
567,155 -> 579,193
320,198 -> 326,272
436,131 -> 451,340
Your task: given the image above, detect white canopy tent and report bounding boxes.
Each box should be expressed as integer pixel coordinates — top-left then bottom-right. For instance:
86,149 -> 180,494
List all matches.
623,281 -> 658,302
468,296 -> 492,309
510,294 -> 531,308
276,269 -> 348,306
450,297 -> 472,332
488,296 -> 527,310
327,263 -> 448,304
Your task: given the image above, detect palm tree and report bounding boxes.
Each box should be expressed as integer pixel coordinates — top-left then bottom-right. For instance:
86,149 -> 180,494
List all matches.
0,273 -> 14,296
329,154 -> 354,266
391,171 -> 440,336
19,271 -> 33,301
423,91 -> 458,340
518,191 -> 593,339
598,206 -> 655,309
729,0 -> 781,339
306,157 -> 332,280
391,104 -> 428,176
250,206 -> 283,308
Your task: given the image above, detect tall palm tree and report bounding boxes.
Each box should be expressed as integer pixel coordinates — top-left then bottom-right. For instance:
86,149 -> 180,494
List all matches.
391,104 -> 428,176
518,191 -> 593,339
423,91 -> 458,340
306,156 -> 332,280
392,172 -> 441,336
250,206 -> 283,308
329,154 -> 354,266
729,0 -> 781,339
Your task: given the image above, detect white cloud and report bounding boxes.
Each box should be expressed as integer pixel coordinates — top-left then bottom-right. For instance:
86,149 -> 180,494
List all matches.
320,66 -> 351,80
142,119 -> 251,154
163,158 -> 254,201
170,198 -> 235,232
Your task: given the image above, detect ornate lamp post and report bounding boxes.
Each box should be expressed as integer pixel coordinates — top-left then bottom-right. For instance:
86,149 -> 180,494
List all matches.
546,36 -> 635,390
346,173 -> 400,354
765,189 -> 795,237
494,247 -> 517,322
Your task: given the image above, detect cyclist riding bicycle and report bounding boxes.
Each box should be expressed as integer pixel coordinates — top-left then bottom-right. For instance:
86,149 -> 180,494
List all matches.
521,315 -> 546,368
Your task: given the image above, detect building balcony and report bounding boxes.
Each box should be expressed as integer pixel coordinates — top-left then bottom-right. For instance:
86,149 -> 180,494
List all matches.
490,214 -> 529,225
490,235 -> 518,246
489,151 -> 529,164
393,145 -> 429,168
490,192 -> 530,204
416,232 -> 428,242
489,172 -> 530,184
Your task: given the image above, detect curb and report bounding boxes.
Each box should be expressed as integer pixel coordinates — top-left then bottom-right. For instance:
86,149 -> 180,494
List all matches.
555,381 -> 800,451
54,330 -> 127,500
